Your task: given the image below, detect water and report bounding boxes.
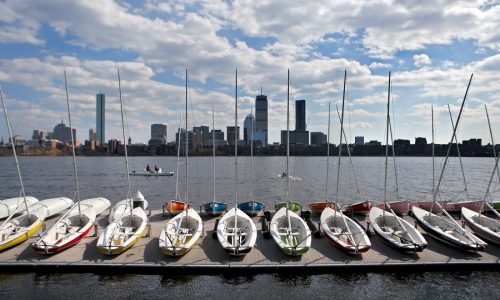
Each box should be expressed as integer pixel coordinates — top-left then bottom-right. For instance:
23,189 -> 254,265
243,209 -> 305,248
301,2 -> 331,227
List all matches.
0,156 -> 499,298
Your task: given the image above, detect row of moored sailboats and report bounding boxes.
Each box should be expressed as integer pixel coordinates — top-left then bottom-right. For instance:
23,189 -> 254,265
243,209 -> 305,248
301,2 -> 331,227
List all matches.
1,71 -> 499,258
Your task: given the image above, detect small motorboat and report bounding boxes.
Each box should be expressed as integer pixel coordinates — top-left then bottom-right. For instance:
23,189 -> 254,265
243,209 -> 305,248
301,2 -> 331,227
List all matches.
130,169 -> 174,177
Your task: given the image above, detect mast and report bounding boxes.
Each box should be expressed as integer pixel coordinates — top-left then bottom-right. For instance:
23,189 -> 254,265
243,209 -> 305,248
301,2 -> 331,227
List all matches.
482,105 -> 500,218
250,105 -> 254,206
0,87 -> 30,216
185,69 -> 189,210
234,69 -> 239,235
431,105 -> 435,206
63,71 -> 82,224
383,72 -> 391,218
485,105 -> 500,181
324,102 -> 331,201
212,105 -> 216,204
286,69 -> 291,230
117,70 -> 133,215
447,104 -> 470,201
335,70 -> 347,206
175,109 -> 182,200
429,74 -> 474,234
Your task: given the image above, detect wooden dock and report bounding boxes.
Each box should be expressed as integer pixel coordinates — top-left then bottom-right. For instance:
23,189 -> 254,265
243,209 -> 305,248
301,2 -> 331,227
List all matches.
0,209 -> 498,274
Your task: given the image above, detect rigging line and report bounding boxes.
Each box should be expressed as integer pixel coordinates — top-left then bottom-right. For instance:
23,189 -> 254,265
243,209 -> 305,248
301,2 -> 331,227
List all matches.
447,104 -> 470,201
122,90 -> 139,187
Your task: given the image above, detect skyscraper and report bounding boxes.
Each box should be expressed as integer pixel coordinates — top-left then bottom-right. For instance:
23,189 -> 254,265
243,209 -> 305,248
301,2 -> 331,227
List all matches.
355,136 -> 364,145
151,123 -> 167,143
255,93 -> 268,145
226,126 -> 240,145
96,93 -> 105,145
89,128 -> 96,142
243,114 -> 254,144
295,99 -> 306,131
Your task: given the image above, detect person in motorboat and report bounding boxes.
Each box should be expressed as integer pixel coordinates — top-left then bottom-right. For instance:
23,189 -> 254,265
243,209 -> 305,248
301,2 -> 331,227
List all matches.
281,171 -> 287,178
146,164 -> 152,173
155,165 -> 160,173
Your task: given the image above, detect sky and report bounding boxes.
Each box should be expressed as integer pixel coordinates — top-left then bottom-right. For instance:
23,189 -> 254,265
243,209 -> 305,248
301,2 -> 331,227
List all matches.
1,0 -> 500,145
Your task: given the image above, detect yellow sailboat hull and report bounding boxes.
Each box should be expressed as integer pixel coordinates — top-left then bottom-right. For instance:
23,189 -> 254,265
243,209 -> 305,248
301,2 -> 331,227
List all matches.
0,219 -> 44,251
97,225 -> 146,255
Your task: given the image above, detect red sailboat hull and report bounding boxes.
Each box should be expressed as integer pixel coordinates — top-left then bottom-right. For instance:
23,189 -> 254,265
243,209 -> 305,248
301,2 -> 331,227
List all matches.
445,200 -> 483,213
342,200 -> 372,215
375,200 -> 410,215
32,223 -> 94,254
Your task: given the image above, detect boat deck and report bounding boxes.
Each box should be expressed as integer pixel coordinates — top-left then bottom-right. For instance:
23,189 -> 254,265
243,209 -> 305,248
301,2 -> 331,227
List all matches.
0,209 -> 498,274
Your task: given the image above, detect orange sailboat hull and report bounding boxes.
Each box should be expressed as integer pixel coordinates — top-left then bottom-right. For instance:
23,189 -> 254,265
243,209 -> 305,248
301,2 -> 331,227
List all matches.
163,200 -> 192,215
308,202 -> 336,214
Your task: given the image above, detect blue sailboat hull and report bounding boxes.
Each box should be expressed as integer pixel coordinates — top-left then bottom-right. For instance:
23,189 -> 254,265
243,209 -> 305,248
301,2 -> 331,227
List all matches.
238,201 -> 264,216
203,202 -> 228,216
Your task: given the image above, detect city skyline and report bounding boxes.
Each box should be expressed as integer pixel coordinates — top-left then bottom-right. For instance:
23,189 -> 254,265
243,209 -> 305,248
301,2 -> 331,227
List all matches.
0,1 -> 500,145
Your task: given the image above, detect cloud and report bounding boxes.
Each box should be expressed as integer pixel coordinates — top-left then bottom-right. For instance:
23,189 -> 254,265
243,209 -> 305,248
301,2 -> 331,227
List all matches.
369,62 -> 391,69
413,54 -> 432,67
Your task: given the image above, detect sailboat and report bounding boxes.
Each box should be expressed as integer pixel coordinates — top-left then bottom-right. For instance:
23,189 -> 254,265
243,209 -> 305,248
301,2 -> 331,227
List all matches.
108,191 -> 148,223
0,197 -> 39,219
239,106 -> 264,216
320,70 -> 371,254
163,110 -> 192,216
411,74 -> 487,251
216,69 -> 257,256
159,69 -> 203,256
309,102 -> 336,214
32,73 -> 111,254
202,106 -> 228,216
460,105 -> 500,245
369,72 -> 427,252
0,87 -> 46,251
269,69 -> 311,256
96,70 -> 149,255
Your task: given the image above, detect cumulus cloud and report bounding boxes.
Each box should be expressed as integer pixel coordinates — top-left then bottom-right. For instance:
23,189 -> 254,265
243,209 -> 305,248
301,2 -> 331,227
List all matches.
413,54 -> 432,67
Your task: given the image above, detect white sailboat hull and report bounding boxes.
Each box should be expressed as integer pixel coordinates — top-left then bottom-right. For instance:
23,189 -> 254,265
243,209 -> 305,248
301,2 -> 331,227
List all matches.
30,197 -> 74,219
108,198 -> 149,223
0,196 -> 39,219
32,204 -> 96,254
96,207 -> 148,255
79,198 -> 111,216
461,207 -> 500,245
369,206 -> 427,252
159,208 -> 203,256
412,206 -> 486,251
321,207 -> 371,254
270,207 -> 311,256
217,207 -> 257,256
